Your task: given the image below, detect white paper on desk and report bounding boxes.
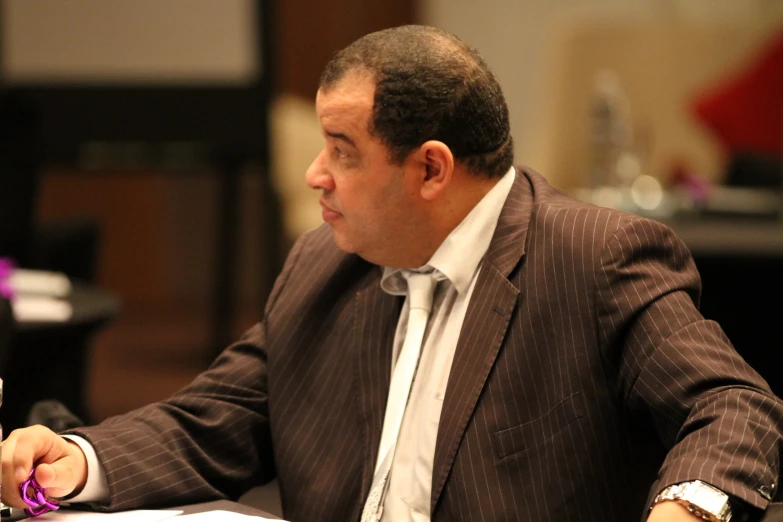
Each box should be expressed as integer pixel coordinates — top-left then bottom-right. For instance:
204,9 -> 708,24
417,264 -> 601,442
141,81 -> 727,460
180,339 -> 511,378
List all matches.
174,511 -> 286,521
12,295 -> 73,322
36,509 -> 182,521
9,268 -> 72,297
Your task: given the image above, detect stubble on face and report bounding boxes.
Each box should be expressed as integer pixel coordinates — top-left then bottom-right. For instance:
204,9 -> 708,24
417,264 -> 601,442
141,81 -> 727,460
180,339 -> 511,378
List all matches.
314,74 -> 433,268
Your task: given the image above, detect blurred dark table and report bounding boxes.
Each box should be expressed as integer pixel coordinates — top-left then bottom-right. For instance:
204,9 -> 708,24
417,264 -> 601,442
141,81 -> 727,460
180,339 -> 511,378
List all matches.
665,218 -> 783,397
1,283 -> 119,432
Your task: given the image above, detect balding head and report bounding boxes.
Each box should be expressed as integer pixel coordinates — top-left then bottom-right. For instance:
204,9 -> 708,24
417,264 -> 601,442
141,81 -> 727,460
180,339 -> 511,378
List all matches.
319,25 -> 514,178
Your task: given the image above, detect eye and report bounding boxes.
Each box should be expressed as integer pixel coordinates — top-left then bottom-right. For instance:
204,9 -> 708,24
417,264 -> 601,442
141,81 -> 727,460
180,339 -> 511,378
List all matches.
333,146 -> 347,159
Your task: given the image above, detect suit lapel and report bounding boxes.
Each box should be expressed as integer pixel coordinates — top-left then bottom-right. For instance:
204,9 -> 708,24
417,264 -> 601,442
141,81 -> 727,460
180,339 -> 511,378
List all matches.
352,269 -> 403,504
431,168 -> 535,511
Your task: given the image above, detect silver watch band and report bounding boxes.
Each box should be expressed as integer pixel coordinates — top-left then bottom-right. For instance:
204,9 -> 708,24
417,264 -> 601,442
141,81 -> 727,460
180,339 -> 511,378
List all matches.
653,480 -> 733,522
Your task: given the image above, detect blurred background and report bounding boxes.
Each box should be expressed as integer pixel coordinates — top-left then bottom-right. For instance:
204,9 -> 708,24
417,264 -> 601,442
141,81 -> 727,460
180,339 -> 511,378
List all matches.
0,0 -> 782,509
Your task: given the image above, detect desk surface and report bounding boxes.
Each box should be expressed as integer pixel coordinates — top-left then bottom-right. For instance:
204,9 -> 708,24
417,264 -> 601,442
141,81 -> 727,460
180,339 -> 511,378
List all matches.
188,499 -> 781,521
1,500 -> 280,521
183,499 -> 783,522
179,500 -> 280,518
105,498 -> 783,521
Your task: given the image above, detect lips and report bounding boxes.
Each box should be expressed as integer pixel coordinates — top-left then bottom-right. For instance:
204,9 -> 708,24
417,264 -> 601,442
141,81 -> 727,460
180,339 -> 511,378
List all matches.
320,199 -> 342,222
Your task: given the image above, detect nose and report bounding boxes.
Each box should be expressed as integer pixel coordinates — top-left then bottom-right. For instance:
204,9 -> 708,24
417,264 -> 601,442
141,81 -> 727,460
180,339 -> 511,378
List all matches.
306,149 -> 335,191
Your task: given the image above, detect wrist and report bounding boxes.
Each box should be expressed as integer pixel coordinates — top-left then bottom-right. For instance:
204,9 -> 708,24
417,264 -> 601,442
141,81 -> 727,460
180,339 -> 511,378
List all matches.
652,481 -> 732,522
59,435 -> 110,504
59,438 -> 88,499
649,500 -> 704,521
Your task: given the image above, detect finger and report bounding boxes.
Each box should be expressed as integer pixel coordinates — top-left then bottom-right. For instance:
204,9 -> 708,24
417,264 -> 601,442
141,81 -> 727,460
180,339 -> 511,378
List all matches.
34,462 -> 59,488
4,425 -> 72,507
1,430 -> 32,508
10,425 -> 57,479
1,431 -> 19,507
34,459 -> 79,497
38,438 -> 87,498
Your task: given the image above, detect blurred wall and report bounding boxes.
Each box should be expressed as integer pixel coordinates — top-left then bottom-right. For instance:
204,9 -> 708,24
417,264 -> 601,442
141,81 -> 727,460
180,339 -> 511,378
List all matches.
1,1 -> 417,419
272,0 -> 415,239
2,0 -> 264,315
3,0 -> 258,84
2,0 -> 412,312
7,0 -> 782,309
276,0 -> 415,97
419,0 -> 783,189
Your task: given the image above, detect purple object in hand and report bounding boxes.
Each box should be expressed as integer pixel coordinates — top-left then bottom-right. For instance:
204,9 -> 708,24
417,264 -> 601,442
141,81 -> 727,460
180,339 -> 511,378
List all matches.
20,468 -> 60,517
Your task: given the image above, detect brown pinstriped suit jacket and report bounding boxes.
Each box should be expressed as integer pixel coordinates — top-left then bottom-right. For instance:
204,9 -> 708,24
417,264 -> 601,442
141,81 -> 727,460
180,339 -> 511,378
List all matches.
73,168 -> 783,521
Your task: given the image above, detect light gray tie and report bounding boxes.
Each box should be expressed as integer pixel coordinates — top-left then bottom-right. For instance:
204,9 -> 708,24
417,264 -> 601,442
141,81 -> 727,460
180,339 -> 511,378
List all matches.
361,271 -> 437,522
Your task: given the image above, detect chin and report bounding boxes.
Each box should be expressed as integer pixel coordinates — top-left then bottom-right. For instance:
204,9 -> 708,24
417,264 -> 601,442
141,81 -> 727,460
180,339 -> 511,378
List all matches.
329,229 -> 358,255
329,229 -> 391,265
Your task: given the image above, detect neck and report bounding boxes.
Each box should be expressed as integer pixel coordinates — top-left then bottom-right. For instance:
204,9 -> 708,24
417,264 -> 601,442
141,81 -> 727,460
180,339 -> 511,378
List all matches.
408,172 -> 501,267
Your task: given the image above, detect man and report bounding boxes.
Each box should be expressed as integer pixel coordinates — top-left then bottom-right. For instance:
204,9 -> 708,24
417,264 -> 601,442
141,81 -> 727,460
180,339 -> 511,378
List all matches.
2,25 -> 781,522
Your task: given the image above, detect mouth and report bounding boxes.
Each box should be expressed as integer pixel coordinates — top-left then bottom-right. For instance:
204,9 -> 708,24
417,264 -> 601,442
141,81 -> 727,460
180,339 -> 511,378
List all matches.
320,199 -> 342,223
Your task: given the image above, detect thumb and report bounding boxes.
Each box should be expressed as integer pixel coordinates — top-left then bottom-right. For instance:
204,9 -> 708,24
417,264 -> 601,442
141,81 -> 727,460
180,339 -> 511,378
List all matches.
33,451 -> 87,499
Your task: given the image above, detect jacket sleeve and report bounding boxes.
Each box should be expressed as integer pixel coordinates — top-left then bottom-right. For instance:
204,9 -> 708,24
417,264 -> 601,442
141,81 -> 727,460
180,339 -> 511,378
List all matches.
595,216 -> 782,512
68,230 -> 310,511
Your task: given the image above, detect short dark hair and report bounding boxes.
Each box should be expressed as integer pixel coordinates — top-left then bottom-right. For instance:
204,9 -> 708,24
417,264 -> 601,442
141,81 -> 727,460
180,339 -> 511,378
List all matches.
320,25 -> 514,178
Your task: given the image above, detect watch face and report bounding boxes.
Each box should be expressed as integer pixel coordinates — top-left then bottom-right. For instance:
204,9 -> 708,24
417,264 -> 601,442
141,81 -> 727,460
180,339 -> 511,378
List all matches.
681,481 -> 729,516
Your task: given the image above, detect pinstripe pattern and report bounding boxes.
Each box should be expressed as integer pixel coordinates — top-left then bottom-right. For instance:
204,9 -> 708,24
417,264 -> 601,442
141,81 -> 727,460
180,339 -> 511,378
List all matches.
72,167 -> 783,521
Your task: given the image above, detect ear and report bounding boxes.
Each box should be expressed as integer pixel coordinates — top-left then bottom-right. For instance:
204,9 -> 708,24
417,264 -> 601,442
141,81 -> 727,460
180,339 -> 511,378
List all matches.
417,140 -> 454,201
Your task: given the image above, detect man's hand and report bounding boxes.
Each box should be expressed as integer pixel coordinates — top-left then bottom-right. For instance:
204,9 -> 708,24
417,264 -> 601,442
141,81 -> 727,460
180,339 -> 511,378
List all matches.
1,425 -> 88,508
648,501 -> 706,521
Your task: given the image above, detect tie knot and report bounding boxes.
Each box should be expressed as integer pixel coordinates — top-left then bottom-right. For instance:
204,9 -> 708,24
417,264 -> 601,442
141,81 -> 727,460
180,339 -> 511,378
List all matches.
406,272 -> 437,313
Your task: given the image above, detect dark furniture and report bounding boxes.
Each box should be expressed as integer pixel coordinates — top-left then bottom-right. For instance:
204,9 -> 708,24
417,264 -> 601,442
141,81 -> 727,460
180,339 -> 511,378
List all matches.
666,218 -> 783,397
0,297 -> 12,377
1,283 -> 119,432
0,93 -> 41,266
0,0 -> 281,359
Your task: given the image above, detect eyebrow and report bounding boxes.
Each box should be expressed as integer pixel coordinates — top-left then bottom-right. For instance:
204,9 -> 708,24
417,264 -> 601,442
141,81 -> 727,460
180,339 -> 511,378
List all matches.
325,130 -> 357,149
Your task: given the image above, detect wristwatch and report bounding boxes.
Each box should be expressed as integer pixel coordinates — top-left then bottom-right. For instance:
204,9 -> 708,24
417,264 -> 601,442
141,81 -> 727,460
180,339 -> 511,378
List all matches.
652,480 -> 733,522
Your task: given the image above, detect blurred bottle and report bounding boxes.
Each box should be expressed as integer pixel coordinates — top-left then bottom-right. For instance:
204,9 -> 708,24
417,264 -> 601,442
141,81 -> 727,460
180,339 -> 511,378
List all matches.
588,70 -> 635,188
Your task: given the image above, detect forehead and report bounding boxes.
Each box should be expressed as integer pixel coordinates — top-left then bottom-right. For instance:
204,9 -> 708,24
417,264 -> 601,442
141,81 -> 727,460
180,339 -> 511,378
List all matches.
315,74 -> 376,130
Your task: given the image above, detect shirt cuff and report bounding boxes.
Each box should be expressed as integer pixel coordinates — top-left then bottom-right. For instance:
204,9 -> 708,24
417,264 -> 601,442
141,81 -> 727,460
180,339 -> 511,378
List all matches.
61,435 -> 110,503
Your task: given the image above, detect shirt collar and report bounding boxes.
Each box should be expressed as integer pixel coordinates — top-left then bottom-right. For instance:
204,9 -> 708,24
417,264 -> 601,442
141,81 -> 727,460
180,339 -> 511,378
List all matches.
381,166 -> 516,296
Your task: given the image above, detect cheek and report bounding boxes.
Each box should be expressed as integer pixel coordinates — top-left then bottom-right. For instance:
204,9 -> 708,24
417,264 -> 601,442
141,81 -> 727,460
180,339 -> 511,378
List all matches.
376,182 -> 415,226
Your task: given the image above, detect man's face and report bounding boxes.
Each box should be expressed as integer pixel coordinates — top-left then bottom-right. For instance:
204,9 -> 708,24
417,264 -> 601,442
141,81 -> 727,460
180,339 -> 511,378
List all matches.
306,74 -> 424,267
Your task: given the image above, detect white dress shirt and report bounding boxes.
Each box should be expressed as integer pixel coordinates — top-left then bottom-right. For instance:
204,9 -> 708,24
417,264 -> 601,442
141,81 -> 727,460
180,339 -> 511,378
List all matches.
61,434 -> 110,502
378,167 -> 515,521
67,167 -> 516,517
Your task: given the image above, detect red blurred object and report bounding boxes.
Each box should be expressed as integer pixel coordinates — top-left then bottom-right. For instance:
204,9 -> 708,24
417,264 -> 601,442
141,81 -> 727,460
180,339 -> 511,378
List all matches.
692,28 -> 783,156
